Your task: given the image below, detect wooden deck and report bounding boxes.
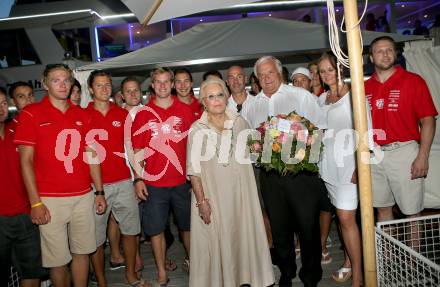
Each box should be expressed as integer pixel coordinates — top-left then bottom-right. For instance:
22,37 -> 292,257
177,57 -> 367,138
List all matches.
104,220 -> 352,287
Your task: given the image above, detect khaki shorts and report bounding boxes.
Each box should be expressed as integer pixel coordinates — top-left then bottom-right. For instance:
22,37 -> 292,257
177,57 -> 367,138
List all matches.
371,141 -> 424,215
40,192 -> 97,268
94,179 -> 140,246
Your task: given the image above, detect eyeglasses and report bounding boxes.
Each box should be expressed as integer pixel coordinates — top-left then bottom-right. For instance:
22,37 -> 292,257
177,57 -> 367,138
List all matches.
237,104 -> 243,113
203,93 -> 225,102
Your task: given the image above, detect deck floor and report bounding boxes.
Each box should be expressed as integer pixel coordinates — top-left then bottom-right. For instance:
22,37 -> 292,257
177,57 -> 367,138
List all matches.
104,220 -> 352,287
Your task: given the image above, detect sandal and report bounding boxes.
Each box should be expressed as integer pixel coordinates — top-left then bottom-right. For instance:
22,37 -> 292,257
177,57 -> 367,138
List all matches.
182,258 -> 190,273
109,260 -> 126,270
126,278 -> 152,287
151,278 -> 169,287
331,267 -> 352,283
321,251 -> 332,264
165,258 -> 177,271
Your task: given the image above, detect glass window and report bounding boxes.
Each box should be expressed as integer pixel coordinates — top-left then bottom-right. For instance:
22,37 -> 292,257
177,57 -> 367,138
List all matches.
0,29 -> 41,68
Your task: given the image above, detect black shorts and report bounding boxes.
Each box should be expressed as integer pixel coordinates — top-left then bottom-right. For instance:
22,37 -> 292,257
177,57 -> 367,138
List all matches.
141,183 -> 191,236
317,178 -> 334,213
0,213 -> 47,283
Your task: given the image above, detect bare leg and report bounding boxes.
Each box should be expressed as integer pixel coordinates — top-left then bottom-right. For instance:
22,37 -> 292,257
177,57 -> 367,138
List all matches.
108,214 -> 124,263
49,265 -> 70,287
90,245 -> 106,287
71,253 -> 89,287
377,207 -> 394,222
337,209 -> 362,287
123,234 -> 141,283
408,213 -> 421,252
180,230 -> 190,259
320,211 -> 332,255
20,279 -> 40,287
151,233 -> 167,283
136,235 -> 144,272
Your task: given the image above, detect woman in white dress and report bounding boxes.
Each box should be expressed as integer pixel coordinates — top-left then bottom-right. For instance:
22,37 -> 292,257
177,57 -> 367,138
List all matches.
317,52 -> 366,287
186,78 -> 275,287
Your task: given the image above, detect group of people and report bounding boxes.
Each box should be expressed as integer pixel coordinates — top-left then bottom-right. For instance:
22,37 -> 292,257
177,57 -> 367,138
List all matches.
1,35 -> 437,287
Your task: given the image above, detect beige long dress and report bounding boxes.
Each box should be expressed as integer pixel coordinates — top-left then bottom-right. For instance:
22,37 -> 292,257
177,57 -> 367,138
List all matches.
187,109 -> 275,287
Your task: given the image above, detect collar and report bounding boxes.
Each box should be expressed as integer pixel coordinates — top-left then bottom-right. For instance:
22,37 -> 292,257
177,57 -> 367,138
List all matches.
198,107 -> 238,132
257,83 -> 285,99
371,65 -> 404,85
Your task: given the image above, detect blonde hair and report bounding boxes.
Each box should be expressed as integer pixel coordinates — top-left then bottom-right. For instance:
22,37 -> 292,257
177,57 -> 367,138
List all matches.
199,78 -> 230,104
150,67 -> 174,82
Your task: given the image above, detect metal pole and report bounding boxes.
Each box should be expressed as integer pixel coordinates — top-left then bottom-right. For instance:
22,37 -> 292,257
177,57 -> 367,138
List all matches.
142,0 -> 163,26
342,0 -> 377,286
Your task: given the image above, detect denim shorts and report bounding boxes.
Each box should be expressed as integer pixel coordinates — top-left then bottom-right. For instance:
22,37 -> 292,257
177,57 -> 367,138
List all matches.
0,213 -> 47,283
142,183 -> 191,236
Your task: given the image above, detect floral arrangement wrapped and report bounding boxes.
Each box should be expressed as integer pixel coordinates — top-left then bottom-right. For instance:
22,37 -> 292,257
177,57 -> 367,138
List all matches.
248,111 -> 323,175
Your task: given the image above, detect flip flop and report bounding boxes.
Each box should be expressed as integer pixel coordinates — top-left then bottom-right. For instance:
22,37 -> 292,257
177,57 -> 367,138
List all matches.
109,260 -> 126,270
332,267 -> 352,283
295,247 -> 301,260
126,278 -> 152,287
321,251 -> 332,264
151,278 -> 169,287
182,258 -> 190,273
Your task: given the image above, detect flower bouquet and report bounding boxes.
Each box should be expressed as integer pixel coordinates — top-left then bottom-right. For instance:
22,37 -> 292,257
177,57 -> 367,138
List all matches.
248,111 -> 323,176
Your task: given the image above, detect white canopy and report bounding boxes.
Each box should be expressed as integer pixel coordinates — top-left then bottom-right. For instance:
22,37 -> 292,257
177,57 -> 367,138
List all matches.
77,17 -> 423,75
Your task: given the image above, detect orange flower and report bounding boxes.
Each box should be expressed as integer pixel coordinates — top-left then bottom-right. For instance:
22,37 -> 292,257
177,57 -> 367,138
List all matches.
272,142 -> 281,153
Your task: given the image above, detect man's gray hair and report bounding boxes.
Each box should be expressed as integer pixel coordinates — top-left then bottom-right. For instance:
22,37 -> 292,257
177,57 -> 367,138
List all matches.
253,56 -> 283,76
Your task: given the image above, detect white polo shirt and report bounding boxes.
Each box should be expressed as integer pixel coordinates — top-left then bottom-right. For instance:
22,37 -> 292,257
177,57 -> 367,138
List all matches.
227,91 -> 256,127
245,84 -> 327,129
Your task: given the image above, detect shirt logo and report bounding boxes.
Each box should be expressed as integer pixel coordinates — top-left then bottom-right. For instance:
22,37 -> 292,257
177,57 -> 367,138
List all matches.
375,99 -> 384,110
75,121 -> 83,126
112,121 -> 122,127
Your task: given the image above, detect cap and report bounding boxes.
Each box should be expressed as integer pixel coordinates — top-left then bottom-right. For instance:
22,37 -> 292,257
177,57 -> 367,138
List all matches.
291,67 -> 312,80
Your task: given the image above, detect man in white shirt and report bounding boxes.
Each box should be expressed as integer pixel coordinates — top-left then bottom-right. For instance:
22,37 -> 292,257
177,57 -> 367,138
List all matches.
249,56 -> 325,287
226,65 -> 255,123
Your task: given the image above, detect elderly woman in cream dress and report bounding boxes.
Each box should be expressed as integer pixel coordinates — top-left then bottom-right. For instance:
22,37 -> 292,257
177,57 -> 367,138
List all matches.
186,78 -> 274,287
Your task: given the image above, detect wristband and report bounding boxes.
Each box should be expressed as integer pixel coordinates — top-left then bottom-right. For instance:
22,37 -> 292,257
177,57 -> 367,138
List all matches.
133,178 -> 144,186
94,190 -> 105,196
31,201 -> 44,208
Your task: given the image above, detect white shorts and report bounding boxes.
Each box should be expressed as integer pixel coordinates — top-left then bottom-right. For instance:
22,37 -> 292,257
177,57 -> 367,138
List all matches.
324,182 -> 358,210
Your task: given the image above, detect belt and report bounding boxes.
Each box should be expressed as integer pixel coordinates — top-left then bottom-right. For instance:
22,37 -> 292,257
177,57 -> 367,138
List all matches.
380,141 -> 414,151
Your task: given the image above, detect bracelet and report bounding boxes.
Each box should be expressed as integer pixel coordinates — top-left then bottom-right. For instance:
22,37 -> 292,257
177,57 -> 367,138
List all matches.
196,198 -> 209,207
31,201 -> 44,208
133,178 -> 144,186
94,190 -> 105,196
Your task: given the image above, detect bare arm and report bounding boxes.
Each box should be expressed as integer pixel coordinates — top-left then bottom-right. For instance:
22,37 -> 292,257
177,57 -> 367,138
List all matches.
411,116 -> 436,179
190,175 -> 211,224
86,146 -> 106,214
133,148 -> 148,201
18,145 -> 51,225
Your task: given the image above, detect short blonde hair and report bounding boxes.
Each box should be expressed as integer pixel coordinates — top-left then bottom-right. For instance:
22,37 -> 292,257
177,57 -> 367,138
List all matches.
150,67 -> 174,82
198,78 -> 230,104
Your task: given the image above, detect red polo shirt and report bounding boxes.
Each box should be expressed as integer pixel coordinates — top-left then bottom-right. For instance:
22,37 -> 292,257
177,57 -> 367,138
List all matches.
14,96 -> 92,197
87,102 -> 131,184
365,66 -> 438,145
132,98 -> 195,187
0,122 -> 30,216
186,96 -> 203,119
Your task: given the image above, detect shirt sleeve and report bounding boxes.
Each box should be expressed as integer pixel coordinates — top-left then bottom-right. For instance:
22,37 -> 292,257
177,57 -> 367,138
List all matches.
131,110 -> 150,150
413,75 -> 438,119
299,90 -> 328,129
13,109 -> 37,146
186,123 -> 202,178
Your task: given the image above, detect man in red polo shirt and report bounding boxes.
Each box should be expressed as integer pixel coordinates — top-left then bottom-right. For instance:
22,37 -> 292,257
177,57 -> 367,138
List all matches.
365,36 -> 438,221
132,67 -> 195,286
14,64 -> 106,286
174,68 -> 203,119
86,71 -> 147,287
0,87 -> 46,287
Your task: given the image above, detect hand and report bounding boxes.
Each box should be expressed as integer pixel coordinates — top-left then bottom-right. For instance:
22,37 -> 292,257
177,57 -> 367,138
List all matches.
351,169 -> 358,184
198,201 -> 211,225
134,181 -> 149,201
31,204 -> 51,225
95,195 -> 107,214
411,154 -> 429,179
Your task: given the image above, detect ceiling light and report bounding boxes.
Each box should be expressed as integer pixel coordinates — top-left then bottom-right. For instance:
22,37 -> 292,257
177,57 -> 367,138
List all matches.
269,14 -> 272,16
200,19 -> 203,22
136,31 -> 140,34
401,4 -> 405,8
424,14 -> 428,18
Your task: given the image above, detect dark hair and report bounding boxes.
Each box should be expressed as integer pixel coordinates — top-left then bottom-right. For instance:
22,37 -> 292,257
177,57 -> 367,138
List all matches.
121,76 -> 140,91
8,81 -> 33,98
202,70 -> 223,81
369,36 -> 396,55
249,72 -> 261,95
69,79 -> 81,96
87,70 -> 112,88
174,68 -> 193,82
0,86 -> 7,96
43,63 -> 74,85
